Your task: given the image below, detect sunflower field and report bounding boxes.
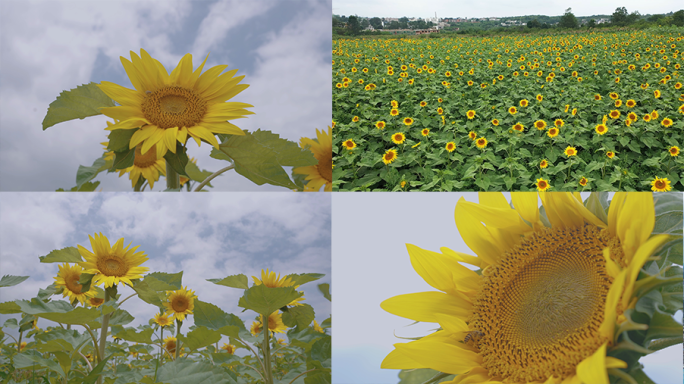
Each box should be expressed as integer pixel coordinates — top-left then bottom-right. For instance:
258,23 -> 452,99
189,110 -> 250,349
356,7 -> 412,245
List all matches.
332,28 -> 684,191
0,235 -> 331,384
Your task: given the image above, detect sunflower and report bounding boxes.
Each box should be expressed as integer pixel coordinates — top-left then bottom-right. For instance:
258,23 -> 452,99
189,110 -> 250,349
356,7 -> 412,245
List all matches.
539,159 -> 548,169
594,94 -> 602,101
609,110 -> 620,119
606,151 -> 615,158
547,127 -> 559,138
313,320 -> 325,333
421,129 -> 430,137
352,116 -> 360,123
595,124 -> 608,135
252,269 -> 305,306
342,139 -> 356,150
643,114 -> 652,122
116,143 -> 167,189
651,177 -> 671,192
654,90 -> 661,98
508,106 -> 517,115
614,99 -> 622,107
390,108 -> 400,117
151,312 -> 172,328
536,94 -> 543,102
468,131 -> 477,140
250,320 -> 262,336
163,336 -> 178,355
651,110 -> 659,120
392,132 -> 406,145
78,233 -> 148,288
669,146 -> 680,157
534,120 -> 547,130
564,146 -> 577,157
534,178 -> 550,191
519,99 -> 529,107
54,264 -> 97,305
609,92 -> 619,99
475,138 -> 487,149
554,119 -> 564,127
626,99 -> 636,108
491,119 -> 499,126
466,110 -> 476,119
252,312 -> 288,335
98,49 -> 253,157
512,123 -> 524,132
87,297 -> 104,307
661,118 -> 673,127
381,192 -> 675,384
437,107 -> 444,115
445,142 -> 456,153
420,101 -> 427,107
221,344 -> 236,354
376,121 -> 386,130
403,117 -> 414,126
579,176 -> 588,186
163,286 -> 197,322
293,127 -> 332,192
383,149 -> 398,165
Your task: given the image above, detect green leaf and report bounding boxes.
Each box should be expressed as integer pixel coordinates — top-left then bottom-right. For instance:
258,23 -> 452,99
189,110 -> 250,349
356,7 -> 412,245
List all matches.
207,274 -> 249,289
0,301 -> 21,314
178,326 -> 222,352
107,129 -> 138,152
0,275 -> 29,288
645,308 -> 684,341
193,300 -> 232,331
185,160 -> 213,186
318,283 -> 331,301
584,192 -> 608,225
37,307 -> 104,325
310,335 -> 331,368
13,350 -> 65,378
15,299 -> 74,314
76,157 -> 107,190
110,326 -> 154,344
42,82 -> 115,130
218,129 -> 317,189
35,328 -> 91,352
79,353 -> 114,384
111,147 -> 135,171
398,369 -> 454,384
164,143 -> 189,177
287,273 -> 325,286
131,280 -> 164,307
144,271 -> 183,291
156,359 -> 237,384
282,304 -> 316,329
238,285 -> 303,317
39,247 -> 83,263
652,193 -> 683,236
108,309 -> 135,326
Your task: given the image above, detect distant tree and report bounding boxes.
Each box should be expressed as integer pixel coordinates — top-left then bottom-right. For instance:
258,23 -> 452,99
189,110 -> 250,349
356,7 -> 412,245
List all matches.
399,17 -> 409,23
673,10 -> 684,26
369,17 -> 383,29
360,18 -> 370,29
611,7 -> 629,24
348,15 -> 361,35
648,14 -> 664,23
586,19 -> 596,28
559,8 -> 579,28
388,21 -> 401,29
527,19 -> 541,28
627,11 -> 641,24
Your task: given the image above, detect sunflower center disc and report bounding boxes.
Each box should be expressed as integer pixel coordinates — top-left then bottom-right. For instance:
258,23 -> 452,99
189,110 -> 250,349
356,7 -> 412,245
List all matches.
98,256 -> 126,277
134,144 -> 159,168
141,86 -> 207,129
172,298 -> 188,313
66,275 -> 83,294
473,224 -> 621,382
318,155 -> 333,183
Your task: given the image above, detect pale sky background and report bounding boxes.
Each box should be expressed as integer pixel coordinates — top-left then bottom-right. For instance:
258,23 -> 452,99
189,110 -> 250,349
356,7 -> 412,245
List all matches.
0,192 -> 331,352
0,0 -> 332,191
332,192 -> 683,384
333,0 -> 682,18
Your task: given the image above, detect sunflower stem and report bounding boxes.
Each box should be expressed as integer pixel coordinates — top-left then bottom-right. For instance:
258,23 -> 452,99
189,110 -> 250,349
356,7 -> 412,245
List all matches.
175,319 -> 182,360
262,314 -> 274,384
82,324 -> 101,363
607,368 -> 638,384
166,161 -> 180,190
96,289 -> 112,384
194,164 -> 234,192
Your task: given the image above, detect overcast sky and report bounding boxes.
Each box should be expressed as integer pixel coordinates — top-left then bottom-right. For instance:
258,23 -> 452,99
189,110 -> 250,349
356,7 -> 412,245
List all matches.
332,192 -> 682,384
0,0 -> 331,191
333,0 -> 682,18
0,192 -> 331,349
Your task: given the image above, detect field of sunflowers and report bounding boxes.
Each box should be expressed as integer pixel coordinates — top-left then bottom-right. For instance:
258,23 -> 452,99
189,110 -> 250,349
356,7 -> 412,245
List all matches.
332,28 -> 684,191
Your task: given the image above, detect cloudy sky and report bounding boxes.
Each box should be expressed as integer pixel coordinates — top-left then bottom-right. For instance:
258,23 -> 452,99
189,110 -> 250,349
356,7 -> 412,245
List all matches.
0,192 -> 331,350
334,0 -> 681,19
0,0 -> 331,191
332,192 -> 682,384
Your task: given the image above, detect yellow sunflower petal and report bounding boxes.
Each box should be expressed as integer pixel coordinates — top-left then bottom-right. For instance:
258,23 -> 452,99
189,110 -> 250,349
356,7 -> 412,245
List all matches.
455,197 -> 506,265
384,331 -> 481,374
604,356 -> 627,369
575,343 -> 609,384
616,193 -> 655,263
621,234 -> 669,308
599,270 -> 627,341
100,106 -> 143,122
607,193 -> 628,238
407,244 -> 480,294
511,192 -> 540,226
380,292 -> 471,323
163,126 -> 179,154
169,53 -> 194,88
200,121 -> 245,135
140,128 -> 165,155
187,125 -> 219,148
130,126 -> 159,148
195,66 -> 232,94
120,54 -> 146,93
98,81 -> 144,107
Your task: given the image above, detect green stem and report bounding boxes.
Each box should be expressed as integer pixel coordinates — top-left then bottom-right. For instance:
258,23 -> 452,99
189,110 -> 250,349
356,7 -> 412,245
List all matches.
96,289 -> 112,384
193,164 -> 234,192
262,314 -> 274,384
175,319 -> 182,360
17,331 -> 23,352
166,161 -> 180,190
82,324 -> 101,363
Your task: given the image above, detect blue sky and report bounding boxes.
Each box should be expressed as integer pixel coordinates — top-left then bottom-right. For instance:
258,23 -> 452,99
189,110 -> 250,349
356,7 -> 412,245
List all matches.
0,0 -> 331,191
0,192 -> 331,348
332,192 -> 682,384
333,0 -> 681,19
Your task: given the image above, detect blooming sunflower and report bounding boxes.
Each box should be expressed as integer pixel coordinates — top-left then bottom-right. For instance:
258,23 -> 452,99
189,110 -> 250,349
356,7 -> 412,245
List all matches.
78,233 -> 148,288
381,192 -> 678,384
534,120 -> 547,130
606,151 -> 615,159
252,269 -> 305,306
342,139 -> 356,150
221,343 -> 236,354
421,129 -> 430,137
252,312 -> 288,335
116,143 -> 166,189
519,99 -> 529,107
445,142 -> 456,153
508,106 -> 517,115
554,119 -> 564,128
403,117 -> 414,126
466,110 -> 476,119
661,118 -> 673,127
392,133 -> 406,145
163,286 -> 198,322
87,297 -> 104,308
163,336 -> 178,355
539,159 -> 548,169
313,319 -> 325,333
564,146 -> 577,157
98,49 -> 253,157
595,124 -> 608,135
376,121 -> 386,130
54,264 -> 97,305
579,176 -> 588,186
383,149 -> 398,165
651,177 -> 671,192
491,119 -> 499,126
669,146 -> 680,157
468,131 -> 477,140
512,123 -> 524,132
293,127 -> 332,192
535,178 -> 550,191
475,138 -> 487,149
153,312 -> 172,328
547,127 -> 559,138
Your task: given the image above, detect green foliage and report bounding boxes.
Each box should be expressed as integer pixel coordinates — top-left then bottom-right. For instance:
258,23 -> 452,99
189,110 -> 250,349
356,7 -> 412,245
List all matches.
318,283 -> 331,301
178,326 -> 222,352
207,274 -> 249,289
156,359 -> 237,384
0,275 -> 29,288
76,157 -> 109,190
42,82 -> 114,130
39,247 -> 83,263
214,129 -> 317,189
398,368 -> 454,384
282,304 -> 316,329
238,285 -> 303,317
